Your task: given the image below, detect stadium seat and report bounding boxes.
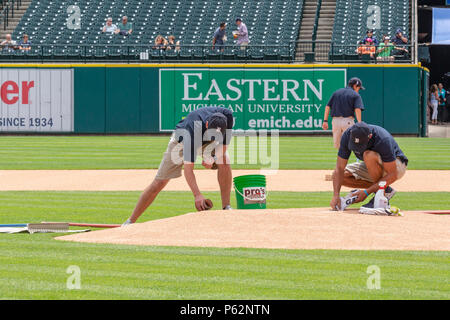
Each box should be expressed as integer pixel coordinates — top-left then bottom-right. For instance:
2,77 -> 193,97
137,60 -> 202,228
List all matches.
10,0 -> 305,61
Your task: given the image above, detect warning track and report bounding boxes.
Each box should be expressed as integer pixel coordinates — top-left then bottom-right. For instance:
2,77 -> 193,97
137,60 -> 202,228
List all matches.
0,169 -> 449,192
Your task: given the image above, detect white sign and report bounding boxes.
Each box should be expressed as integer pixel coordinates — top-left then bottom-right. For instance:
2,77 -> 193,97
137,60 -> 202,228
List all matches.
0,68 -> 74,132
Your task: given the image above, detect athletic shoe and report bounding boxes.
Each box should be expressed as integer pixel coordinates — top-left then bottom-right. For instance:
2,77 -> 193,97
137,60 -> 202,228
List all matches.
384,186 -> 396,200
121,219 -> 133,227
362,196 -> 375,208
223,205 -> 233,210
338,189 -> 358,211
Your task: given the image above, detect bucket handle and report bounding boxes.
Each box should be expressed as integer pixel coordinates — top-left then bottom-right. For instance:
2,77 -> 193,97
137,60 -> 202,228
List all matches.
233,184 -> 267,202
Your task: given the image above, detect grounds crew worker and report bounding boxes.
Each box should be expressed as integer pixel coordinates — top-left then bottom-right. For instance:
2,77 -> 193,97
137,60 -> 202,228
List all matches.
122,107 -> 234,226
322,77 -> 365,149
331,121 -> 408,210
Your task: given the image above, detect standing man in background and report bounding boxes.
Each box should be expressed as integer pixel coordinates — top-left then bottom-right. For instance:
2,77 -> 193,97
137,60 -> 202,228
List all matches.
234,18 -> 249,50
322,77 -> 365,149
438,83 -> 447,123
213,22 -> 227,52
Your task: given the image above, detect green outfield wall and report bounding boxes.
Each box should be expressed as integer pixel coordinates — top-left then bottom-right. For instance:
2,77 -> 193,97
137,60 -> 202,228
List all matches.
0,64 -> 429,135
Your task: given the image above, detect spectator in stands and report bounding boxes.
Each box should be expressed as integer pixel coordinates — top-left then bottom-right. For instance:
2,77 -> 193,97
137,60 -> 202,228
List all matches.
361,29 -> 379,46
356,38 -> 375,59
117,16 -> 133,36
102,17 -> 118,34
166,35 -> 180,52
153,35 -> 168,50
234,18 -> 249,50
438,83 -> 447,123
376,35 -> 407,62
1,34 -> 17,52
212,22 -> 227,52
430,84 -> 439,125
18,34 -> 32,51
391,28 -> 408,45
391,29 -> 408,57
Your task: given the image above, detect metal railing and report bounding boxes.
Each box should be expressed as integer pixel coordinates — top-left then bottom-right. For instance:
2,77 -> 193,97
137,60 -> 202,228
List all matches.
0,41 -> 414,64
0,0 -> 22,30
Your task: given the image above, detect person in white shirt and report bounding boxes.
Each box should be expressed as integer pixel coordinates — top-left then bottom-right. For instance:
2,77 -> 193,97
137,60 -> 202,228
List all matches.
102,17 -> 118,34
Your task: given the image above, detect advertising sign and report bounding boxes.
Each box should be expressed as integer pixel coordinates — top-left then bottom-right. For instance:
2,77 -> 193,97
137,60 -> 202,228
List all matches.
159,68 -> 346,132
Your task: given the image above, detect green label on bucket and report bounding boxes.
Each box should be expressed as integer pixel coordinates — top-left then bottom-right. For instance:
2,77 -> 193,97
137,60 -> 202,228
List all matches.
243,187 -> 266,204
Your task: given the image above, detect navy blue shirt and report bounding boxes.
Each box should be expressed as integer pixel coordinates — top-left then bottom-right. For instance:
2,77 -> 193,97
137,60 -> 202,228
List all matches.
213,27 -> 226,45
327,87 -> 364,118
175,107 -> 234,162
338,124 -> 408,164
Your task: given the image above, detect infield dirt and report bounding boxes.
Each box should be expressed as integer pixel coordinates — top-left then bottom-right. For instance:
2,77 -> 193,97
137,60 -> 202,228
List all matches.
1,169 -> 449,192
56,208 -> 450,251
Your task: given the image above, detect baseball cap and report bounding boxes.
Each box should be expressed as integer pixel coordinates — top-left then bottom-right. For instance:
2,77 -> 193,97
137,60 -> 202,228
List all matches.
396,28 -> 403,34
236,18 -> 242,22
207,112 -> 227,135
349,122 -> 371,153
366,29 -> 374,33
348,77 -> 365,90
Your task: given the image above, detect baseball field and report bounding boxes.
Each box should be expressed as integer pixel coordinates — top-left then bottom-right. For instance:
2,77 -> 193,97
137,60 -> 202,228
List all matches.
0,136 -> 449,299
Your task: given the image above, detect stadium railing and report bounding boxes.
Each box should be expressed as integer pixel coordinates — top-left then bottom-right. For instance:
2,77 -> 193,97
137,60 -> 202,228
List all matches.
0,41 -> 413,64
0,0 -> 22,30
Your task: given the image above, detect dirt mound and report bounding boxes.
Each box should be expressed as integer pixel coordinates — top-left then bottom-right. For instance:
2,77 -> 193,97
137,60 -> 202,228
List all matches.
56,208 -> 450,251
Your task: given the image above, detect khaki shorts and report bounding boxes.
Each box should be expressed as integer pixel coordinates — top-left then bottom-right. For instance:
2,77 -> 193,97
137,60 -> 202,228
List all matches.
155,136 -> 218,180
332,117 -> 355,149
345,154 -> 407,182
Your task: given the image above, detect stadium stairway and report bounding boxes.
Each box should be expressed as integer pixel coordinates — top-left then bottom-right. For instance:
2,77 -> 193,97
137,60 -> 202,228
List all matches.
0,0 -> 32,40
315,0 -> 336,61
295,0 -> 317,61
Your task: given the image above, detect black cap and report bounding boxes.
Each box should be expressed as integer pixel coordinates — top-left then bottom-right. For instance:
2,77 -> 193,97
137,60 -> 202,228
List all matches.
366,29 -> 374,33
207,112 -> 227,134
349,122 -> 371,153
348,77 -> 365,90
236,17 -> 242,22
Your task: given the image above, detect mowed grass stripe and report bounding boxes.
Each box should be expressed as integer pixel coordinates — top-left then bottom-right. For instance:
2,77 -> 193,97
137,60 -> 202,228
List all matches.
0,136 -> 449,169
0,236 -> 448,299
0,191 -> 449,224
0,188 -> 448,299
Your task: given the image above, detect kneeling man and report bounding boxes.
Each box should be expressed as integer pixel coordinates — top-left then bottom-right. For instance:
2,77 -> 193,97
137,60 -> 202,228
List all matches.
123,107 -> 234,225
331,122 -> 408,210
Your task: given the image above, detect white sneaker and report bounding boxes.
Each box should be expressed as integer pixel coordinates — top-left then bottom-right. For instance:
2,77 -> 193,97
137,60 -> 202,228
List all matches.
223,205 -> 233,210
121,219 -> 133,227
338,189 -> 358,211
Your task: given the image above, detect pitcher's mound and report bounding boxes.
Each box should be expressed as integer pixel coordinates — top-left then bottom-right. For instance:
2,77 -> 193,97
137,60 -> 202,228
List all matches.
56,208 -> 450,251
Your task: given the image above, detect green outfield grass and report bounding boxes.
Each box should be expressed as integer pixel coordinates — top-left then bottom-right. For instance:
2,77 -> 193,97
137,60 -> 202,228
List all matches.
0,191 -> 449,299
0,136 -> 449,170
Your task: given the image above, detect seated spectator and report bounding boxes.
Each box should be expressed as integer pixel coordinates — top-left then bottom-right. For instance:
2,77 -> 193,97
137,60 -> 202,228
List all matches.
18,34 -> 32,51
102,17 -> 118,34
166,35 -> 180,52
391,29 -> 408,56
391,28 -> 408,45
1,34 -> 17,52
376,36 -> 407,62
153,35 -> 168,50
117,16 -> 133,36
361,29 -> 379,46
356,38 -> 375,58
213,22 -> 227,52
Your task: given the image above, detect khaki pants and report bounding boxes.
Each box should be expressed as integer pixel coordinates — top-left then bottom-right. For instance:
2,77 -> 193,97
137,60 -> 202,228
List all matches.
345,155 -> 407,183
155,136 -> 219,180
332,117 -> 355,149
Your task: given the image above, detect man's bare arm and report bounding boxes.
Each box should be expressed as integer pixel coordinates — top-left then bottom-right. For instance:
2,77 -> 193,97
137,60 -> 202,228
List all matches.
184,162 -> 207,210
355,108 -> 362,122
322,106 -> 331,130
330,156 -> 348,209
366,160 -> 398,194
